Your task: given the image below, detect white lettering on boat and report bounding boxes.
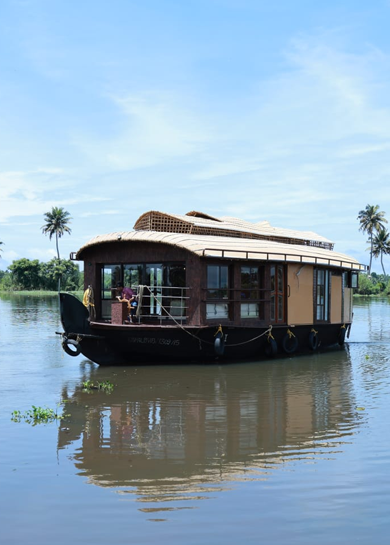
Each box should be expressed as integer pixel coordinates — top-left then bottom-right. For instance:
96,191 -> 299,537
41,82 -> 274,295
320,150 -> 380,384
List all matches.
127,337 -> 180,346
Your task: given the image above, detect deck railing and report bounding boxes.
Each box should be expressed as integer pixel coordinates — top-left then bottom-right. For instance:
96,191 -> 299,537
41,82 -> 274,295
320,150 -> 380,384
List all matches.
128,285 -> 190,324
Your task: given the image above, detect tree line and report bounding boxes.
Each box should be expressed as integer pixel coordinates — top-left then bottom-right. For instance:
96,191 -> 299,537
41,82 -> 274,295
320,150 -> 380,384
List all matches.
357,204 -> 390,275
0,206 -> 79,292
0,258 -> 82,291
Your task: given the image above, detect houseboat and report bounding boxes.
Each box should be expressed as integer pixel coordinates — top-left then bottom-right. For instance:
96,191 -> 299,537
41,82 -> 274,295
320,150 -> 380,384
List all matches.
59,210 -> 366,365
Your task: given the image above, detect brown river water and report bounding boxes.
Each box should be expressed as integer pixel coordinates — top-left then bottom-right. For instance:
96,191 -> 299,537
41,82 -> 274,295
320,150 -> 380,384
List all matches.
1,294 -> 390,545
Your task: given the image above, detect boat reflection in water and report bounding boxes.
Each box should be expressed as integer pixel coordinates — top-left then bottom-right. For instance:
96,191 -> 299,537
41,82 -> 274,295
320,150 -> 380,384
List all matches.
58,349 -> 363,513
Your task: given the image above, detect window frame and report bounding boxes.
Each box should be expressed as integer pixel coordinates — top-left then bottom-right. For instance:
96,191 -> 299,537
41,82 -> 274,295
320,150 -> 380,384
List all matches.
314,268 -> 330,323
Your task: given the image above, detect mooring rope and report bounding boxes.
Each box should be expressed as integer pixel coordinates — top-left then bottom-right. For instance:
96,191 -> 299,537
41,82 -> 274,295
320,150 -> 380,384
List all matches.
143,286 -> 273,348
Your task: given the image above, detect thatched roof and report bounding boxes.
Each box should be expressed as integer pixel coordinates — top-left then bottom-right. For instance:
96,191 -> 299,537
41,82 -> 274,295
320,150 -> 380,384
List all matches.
76,230 -> 365,271
133,210 -> 334,250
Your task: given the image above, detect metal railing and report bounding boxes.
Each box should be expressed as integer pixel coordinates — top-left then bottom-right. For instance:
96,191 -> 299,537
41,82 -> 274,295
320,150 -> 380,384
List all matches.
126,285 -> 190,324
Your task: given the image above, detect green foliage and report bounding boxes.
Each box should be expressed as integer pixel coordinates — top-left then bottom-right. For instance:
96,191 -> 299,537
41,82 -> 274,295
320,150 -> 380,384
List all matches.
2,258 -> 83,291
357,204 -> 388,272
41,207 -> 72,260
82,380 -> 114,393
372,228 -> 390,275
11,403 -> 69,425
355,272 -> 390,296
0,270 -> 13,290
9,258 -> 41,290
40,258 -> 81,291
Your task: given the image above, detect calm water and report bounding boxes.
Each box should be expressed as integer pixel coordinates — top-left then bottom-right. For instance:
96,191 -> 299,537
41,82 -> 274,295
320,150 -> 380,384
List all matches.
1,294 -> 390,545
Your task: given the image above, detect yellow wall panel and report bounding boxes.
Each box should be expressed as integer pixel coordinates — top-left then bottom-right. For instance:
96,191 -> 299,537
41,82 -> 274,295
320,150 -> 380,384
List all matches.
287,264 -> 313,324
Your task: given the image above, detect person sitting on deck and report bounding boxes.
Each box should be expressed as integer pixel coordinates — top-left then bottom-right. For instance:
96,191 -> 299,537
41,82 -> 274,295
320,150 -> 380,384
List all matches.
116,282 -> 137,324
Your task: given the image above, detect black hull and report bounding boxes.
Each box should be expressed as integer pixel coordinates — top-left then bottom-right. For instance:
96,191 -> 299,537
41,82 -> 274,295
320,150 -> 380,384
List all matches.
59,293 -> 349,366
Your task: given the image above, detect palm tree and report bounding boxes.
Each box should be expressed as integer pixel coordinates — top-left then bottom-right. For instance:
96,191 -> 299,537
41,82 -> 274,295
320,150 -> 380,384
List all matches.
41,207 -> 72,260
372,228 -> 390,276
0,241 -> 3,257
357,204 -> 387,273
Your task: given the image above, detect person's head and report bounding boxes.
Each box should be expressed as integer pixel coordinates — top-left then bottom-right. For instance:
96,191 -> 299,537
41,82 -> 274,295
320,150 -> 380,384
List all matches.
116,281 -> 123,289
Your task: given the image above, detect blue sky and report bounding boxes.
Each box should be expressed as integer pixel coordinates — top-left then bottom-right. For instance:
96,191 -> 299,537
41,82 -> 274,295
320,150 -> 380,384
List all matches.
1,0 -> 390,272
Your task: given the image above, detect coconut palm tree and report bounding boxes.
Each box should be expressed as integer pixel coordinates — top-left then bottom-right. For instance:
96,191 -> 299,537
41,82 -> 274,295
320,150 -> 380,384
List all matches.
0,241 -> 3,256
372,228 -> 390,276
357,204 -> 387,272
41,207 -> 72,260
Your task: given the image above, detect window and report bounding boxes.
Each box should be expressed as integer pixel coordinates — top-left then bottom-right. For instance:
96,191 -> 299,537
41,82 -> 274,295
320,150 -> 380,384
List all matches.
101,264 -> 121,318
240,266 -> 265,319
124,264 -> 143,289
343,271 -> 358,289
100,262 -> 186,319
270,265 -> 285,323
206,265 -> 229,319
315,269 -> 330,322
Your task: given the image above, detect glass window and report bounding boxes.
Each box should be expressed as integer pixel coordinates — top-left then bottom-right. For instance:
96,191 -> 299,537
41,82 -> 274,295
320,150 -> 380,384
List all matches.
101,264 -> 121,300
315,269 -> 329,322
101,264 -> 121,319
207,265 -> 229,299
270,265 -> 285,323
99,262 -> 186,320
240,266 -> 264,319
206,265 -> 229,319
124,264 -> 143,289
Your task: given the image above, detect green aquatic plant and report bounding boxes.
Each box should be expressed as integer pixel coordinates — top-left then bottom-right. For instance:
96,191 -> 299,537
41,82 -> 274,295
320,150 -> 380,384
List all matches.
82,379 -> 96,390
82,379 -> 114,393
97,380 -> 114,393
11,403 -> 69,425
11,410 -> 22,422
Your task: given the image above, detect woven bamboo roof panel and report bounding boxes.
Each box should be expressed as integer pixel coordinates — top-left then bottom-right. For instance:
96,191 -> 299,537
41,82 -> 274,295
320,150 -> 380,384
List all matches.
133,210 -> 334,250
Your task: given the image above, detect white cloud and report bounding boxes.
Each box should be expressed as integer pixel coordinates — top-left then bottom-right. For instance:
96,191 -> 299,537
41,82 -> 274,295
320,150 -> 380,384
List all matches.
0,168 -> 115,222
79,210 -> 121,218
26,247 -> 57,261
1,250 -> 18,263
73,93 -> 213,170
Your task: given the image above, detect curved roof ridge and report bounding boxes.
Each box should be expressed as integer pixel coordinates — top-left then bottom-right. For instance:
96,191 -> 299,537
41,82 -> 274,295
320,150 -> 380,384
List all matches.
75,230 -> 364,271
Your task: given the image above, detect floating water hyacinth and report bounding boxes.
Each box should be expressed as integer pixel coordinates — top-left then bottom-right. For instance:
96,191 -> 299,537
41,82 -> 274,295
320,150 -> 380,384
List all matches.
11,403 -> 69,425
82,380 -> 114,393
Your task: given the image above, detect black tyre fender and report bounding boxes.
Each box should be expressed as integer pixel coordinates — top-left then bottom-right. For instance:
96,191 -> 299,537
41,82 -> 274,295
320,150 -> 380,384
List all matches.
282,332 -> 299,354
214,333 -> 225,356
338,326 -> 346,346
265,337 -> 278,357
62,338 -> 81,357
308,330 -> 319,351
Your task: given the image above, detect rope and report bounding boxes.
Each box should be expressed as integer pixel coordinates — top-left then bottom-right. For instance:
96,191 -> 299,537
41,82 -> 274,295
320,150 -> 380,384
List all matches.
143,285 -> 273,348
136,285 -> 145,317
83,286 -> 96,319
214,324 -> 223,337
226,326 -> 273,347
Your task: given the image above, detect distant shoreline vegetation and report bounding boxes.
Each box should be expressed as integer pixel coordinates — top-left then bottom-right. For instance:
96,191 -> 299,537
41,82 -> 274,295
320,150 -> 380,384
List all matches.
0,258 -> 83,292
353,273 -> 390,296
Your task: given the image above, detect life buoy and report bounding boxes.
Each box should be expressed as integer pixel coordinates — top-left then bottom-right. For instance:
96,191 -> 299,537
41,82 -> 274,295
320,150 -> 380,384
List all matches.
338,326 -> 346,346
214,333 -> 225,356
282,331 -> 298,354
62,338 -> 81,357
265,337 -> 278,357
308,330 -> 319,350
